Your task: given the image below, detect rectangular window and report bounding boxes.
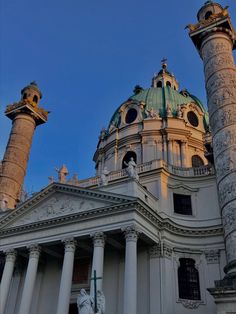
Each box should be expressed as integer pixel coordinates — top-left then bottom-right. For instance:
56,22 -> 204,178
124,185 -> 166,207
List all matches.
72,258 -> 90,285
173,193 -> 192,215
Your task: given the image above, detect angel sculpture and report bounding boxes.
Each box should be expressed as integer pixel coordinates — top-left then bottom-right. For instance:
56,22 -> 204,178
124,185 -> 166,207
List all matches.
77,289 -> 94,314
96,290 -> 105,314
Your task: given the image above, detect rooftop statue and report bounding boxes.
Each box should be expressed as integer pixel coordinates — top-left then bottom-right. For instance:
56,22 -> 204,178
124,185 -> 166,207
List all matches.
55,165 -> 69,183
124,157 -> 139,181
99,167 -> 110,186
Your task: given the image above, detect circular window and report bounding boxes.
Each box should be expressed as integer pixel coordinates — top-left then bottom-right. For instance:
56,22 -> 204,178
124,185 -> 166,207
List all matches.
125,108 -> 138,124
187,111 -> 199,127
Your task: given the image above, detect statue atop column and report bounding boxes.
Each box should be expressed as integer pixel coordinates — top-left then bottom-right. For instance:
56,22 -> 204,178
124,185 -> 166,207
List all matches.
124,157 -> 139,180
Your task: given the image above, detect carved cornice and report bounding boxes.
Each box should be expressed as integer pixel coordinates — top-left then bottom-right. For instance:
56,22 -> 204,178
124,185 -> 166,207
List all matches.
179,299 -> 202,309
0,191 -> 223,240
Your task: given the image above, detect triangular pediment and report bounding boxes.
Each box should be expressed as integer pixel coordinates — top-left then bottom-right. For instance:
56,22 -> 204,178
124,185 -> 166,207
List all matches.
0,183 -> 135,230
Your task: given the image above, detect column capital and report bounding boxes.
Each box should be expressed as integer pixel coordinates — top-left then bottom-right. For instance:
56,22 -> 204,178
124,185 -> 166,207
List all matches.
62,238 -> 76,253
122,225 -> 140,242
90,232 -> 106,247
149,244 -> 161,258
28,244 -> 41,259
4,249 -> 17,262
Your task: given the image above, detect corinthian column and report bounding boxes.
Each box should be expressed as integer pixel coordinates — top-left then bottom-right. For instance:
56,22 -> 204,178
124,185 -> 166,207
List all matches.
19,244 -> 41,314
123,225 -> 139,314
0,249 -> 17,314
90,232 -> 106,297
56,238 -> 76,314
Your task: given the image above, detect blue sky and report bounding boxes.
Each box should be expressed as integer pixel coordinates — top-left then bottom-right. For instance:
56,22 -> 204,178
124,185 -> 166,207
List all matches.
0,0 -> 236,193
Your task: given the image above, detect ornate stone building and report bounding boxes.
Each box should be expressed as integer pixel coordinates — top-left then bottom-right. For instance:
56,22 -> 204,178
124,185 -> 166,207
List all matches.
0,1 -> 235,314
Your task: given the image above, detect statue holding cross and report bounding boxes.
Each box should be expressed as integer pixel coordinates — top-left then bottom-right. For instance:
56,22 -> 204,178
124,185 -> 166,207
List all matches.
77,270 -> 105,314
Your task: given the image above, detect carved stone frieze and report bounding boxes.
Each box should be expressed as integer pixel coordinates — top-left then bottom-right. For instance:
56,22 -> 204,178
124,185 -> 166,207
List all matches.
225,233 -> 236,263
214,148 -> 236,182
210,104 -> 236,135
222,202 -> 236,237
218,173 -> 236,208
206,71 -> 236,99
208,88 -> 236,113
213,128 -> 236,158
204,53 -> 235,79
10,194 -> 110,227
179,299 -> 201,309
202,41 -> 231,60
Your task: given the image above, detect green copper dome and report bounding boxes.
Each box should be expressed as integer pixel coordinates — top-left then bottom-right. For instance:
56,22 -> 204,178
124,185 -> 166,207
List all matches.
108,86 -> 208,130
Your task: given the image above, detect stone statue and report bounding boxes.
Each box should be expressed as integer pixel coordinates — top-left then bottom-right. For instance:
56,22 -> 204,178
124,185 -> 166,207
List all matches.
124,157 -> 139,180
20,188 -> 28,203
77,289 -> 94,314
48,176 -> 54,184
176,104 -> 183,118
99,167 -> 110,186
166,104 -> 172,117
146,107 -> 159,119
55,165 -> 68,183
96,290 -> 105,314
99,128 -> 107,140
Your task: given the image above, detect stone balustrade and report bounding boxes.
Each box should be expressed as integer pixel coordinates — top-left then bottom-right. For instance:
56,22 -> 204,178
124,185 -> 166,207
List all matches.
76,160 -> 214,188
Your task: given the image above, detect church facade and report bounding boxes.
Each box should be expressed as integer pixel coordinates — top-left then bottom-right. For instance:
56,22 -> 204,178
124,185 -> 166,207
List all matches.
0,2 -> 236,314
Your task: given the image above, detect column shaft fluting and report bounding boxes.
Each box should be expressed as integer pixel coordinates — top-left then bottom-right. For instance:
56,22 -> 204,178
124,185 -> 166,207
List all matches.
0,249 -> 17,314
123,226 -> 139,314
56,239 -> 76,314
201,31 -> 236,274
90,232 -> 105,297
19,245 -> 41,314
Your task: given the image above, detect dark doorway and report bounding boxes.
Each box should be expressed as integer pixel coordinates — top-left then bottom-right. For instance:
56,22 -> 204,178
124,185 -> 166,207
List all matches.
69,303 -> 78,314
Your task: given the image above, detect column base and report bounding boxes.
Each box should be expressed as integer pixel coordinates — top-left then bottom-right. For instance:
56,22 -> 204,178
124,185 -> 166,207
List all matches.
208,277 -> 236,314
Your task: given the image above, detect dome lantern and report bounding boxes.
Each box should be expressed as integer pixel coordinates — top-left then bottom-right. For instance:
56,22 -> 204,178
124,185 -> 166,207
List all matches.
152,59 -> 179,90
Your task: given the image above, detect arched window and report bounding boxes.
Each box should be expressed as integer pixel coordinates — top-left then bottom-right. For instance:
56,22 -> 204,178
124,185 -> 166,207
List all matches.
157,81 -> 162,88
166,81 -> 171,87
178,258 -> 201,300
122,151 -> 137,169
33,95 -> 38,103
192,155 -> 204,168
205,11 -> 212,20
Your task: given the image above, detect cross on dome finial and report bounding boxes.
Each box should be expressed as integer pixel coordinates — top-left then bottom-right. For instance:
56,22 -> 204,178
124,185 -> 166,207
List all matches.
161,58 -> 168,70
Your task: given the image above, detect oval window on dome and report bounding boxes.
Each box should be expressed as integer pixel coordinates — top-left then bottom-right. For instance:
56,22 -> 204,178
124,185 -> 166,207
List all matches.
125,108 -> 138,124
187,111 -> 199,127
